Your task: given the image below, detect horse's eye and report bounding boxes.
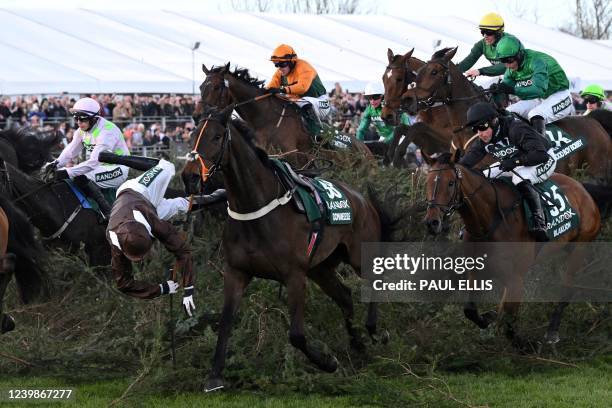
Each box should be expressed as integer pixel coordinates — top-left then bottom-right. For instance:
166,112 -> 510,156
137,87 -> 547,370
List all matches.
431,70 -> 438,75
448,180 -> 455,187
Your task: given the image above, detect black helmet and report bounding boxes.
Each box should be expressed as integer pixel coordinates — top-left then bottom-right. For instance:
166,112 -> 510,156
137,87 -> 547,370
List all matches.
466,102 -> 498,127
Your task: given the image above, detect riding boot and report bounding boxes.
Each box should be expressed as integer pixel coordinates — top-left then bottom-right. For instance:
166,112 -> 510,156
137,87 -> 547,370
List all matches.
530,116 -> 547,139
517,180 -> 549,242
189,189 -> 227,211
74,175 -> 112,219
301,104 -> 321,137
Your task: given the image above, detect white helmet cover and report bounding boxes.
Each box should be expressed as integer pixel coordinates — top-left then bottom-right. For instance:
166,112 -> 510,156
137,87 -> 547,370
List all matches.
71,97 -> 101,117
364,81 -> 384,96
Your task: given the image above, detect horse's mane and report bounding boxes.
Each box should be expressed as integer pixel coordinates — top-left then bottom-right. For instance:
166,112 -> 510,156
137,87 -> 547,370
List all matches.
431,47 -> 455,60
433,152 -> 453,164
0,126 -> 35,145
211,65 -> 265,88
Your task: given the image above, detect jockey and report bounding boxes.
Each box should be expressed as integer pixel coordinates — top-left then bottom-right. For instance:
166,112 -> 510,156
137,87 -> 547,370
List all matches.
44,97 -> 130,219
458,12 -> 520,80
580,84 -> 611,115
488,36 -> 573,139
106,158 -> 226,316
266,44 -> 330,134
357,81 -> 412,143
459,102 -> 556,241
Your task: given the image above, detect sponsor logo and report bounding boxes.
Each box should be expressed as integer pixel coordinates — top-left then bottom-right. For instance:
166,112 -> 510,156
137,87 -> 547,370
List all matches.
327,199 -> 349,210
546,129 -> 572,147
552,96 -> 571,114
487,145 -> 518,159
516,79 -> 533,87
319,100 -> 330,109
536,157 -> 555,176
95,167 -> 123,182
138,167 -> 163,187
546,209 -> 576,230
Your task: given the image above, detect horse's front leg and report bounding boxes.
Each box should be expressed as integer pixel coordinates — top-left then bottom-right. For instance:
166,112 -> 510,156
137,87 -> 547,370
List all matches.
287,274 -> 338,372
205,268 -> 250,392
0,257 -> 16,334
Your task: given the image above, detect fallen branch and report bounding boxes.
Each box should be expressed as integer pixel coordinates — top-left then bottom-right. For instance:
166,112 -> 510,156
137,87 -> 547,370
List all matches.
0,351 -> 35,367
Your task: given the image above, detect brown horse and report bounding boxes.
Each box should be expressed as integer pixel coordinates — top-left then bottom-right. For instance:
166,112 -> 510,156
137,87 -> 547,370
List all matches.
423,151 -> 602,347
182,106 -> 389,392
0,195 -> 48,334
404,47 -> 612,183
381,49 -> 461,167
195,63 -> 373,167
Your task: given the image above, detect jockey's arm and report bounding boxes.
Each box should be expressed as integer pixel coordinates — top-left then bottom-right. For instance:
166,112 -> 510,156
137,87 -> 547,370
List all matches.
150,216 -> 194,289
284,64 -> 316,96
266,70 -> 282,89
479,62 -> 506,77
457,41 -> 483,73
510,59 -> 549,100
356,109 -> 372,141
511,125 -> 550,166
458,141 -> 486,168
65,138 -> 113,178
56,131 -> 84,168
110,246 -> 162,299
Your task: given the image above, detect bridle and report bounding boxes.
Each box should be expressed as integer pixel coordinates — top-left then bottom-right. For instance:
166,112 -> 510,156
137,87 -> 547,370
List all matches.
384,62 -> 418,115
188,114 -> 231,185
427,165 -> 463,218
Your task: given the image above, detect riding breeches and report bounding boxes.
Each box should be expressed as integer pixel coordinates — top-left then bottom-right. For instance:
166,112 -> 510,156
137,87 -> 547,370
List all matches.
84,164 -> 129,188
116,159 -> 189,220
483,148 -> 557,184
301,95 -> 331,122
506,89 -> 574,123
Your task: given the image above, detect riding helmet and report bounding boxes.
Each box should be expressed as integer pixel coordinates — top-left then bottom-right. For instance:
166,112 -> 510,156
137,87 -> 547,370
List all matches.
465,102 -> 499,126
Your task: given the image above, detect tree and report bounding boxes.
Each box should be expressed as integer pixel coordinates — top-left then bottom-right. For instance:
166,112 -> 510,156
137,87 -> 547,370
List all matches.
559,0 -> 611,39
231,0 -> 368,14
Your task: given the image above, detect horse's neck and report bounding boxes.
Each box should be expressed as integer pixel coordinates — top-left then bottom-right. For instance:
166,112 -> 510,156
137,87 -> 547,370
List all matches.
223,126 -> 281,213
228,76 -> 269,129
457,166 -> 498,236
446,64 -> 481,126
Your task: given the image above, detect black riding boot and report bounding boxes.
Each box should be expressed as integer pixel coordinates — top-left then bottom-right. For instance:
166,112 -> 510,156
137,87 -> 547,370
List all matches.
74,175 -> 112,219
517,180 -> 549,242
189,189 -> 227,211
301,104 -> 321,137
530,116 -> 546,139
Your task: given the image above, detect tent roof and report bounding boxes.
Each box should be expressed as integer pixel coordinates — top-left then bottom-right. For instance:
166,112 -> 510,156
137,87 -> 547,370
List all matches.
1,9 -> 610,94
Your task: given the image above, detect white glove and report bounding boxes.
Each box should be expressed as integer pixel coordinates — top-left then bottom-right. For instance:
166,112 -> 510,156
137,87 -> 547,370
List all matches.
183,286 -> 195,317
465,69 -> 480,78
160,280 -> 179,295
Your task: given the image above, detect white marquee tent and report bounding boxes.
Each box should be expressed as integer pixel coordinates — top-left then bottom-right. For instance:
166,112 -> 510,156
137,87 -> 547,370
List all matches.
1,8 -> 611,95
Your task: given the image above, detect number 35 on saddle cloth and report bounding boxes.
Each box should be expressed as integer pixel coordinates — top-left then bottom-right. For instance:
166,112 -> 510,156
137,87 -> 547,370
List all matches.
271,159 -> 353,257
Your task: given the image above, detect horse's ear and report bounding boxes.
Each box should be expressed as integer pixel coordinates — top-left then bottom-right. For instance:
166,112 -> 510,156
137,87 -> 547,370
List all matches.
422,150 -> 434,166
387,48 -> 394,64
443,47 -> 458,63
224,62 -> 231,72
451,148 -> 463,163
403,48 -> 414,68
202,64 -> 210,74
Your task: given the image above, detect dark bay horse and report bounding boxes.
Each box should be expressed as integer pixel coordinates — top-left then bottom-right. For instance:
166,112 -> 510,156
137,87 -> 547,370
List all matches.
0,159 -> 110,266
0,127 -> 60,173
381,48 -> 459,167
0,195 -> 48,334
403,47 -> 612,183
182,106 -> 388,391
423,151 -> 601,347
195,63 -> 373,167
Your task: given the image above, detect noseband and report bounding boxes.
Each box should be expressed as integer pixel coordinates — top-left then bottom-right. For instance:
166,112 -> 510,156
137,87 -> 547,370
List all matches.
188,116 -> 231,184
427,166 -> 462,218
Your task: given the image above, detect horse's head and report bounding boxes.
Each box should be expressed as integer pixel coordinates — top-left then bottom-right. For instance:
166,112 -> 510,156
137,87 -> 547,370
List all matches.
403,47 -> 458,113
381,48 -> 417,124
19,128 -> 60,172
422,150 -> 463,235
200,62 -> 233,110
181,105 -> 234,195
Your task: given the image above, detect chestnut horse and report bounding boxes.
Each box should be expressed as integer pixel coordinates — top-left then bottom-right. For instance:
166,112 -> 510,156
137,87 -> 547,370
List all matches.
182,106 -> 389,391
423,151 -> 602,347
194,63 -> 373,167
402,47 -> 612,184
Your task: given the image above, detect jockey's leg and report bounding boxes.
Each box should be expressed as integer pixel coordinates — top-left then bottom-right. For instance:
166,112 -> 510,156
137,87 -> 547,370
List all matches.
74,175 -> 112,218
301,104 -> 321,136
530,115 -> 546,139
527,89 -> 574,138
506,99 -> 539,121
512,163 -> 555,242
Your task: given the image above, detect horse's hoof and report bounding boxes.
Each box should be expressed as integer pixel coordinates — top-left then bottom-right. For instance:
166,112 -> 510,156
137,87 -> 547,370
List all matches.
320,355 -> 339,373
1,314 -> 15,334
204,377 -> 225,393
481,310 -> 498,326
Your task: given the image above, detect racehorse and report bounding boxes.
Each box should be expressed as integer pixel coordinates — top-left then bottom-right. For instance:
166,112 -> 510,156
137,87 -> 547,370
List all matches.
381,49 -> 460,167
0,126 -> 60,173
0,195 -> 48,334
423,151 -> 602,347
182,106 -> 389,391
195,63 -> 373,167
0,158 -> 110,266
402,47 -> 612,183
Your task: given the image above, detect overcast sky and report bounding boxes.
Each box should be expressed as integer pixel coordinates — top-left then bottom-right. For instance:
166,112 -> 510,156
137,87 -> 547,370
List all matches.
1,0 -> 575,30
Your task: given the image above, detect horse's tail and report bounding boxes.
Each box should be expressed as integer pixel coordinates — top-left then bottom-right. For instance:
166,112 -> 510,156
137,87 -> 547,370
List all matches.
367,184 -> 404,242
0,196 -> 49,304
582,183 -> 612,220
586,109 -> 612,139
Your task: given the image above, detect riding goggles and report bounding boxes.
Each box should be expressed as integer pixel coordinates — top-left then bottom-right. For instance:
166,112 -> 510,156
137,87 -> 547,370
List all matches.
366,94 -> 383,101
499,56 -> 517,64
274,61 -> 291,68
471,122 -> 490,133
480,29 -> 497,36
72,113 -> 94,122
583,96 -> 600,104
